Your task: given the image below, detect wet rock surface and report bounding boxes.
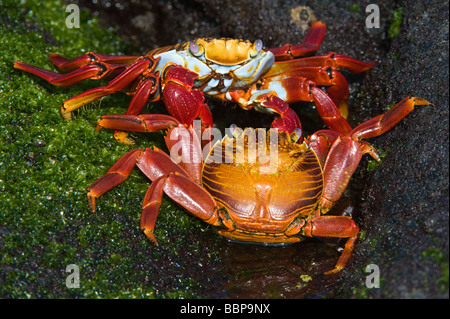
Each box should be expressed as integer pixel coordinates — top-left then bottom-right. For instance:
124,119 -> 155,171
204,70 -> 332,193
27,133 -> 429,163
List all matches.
68,0 -> 449,298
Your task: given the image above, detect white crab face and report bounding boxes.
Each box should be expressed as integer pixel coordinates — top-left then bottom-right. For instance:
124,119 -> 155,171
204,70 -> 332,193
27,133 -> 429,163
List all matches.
154,38 -> 275,95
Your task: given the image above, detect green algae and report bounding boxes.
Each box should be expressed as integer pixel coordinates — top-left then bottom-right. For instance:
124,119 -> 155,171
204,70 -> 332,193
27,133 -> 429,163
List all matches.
0,0 -> 214,298
422,247 -> 449,294
388,7 -> 404,40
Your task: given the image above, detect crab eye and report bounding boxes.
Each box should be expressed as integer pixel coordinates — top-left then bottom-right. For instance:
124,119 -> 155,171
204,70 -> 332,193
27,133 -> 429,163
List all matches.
189,41 -> 200,56
255,39 -> 263,52
250,39 -> 263,57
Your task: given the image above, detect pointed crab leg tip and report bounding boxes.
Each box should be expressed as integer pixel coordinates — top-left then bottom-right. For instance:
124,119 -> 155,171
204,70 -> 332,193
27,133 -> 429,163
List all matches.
13,61 -> 31,71
113,131 -> 137,145
316,20 -> 326,26
87,195 -> 97,213
324,267 -> 343,275
143,229 -> 159,246
95,124 -> 103,132
60,107 -> 73,120
411,97 -> 430,106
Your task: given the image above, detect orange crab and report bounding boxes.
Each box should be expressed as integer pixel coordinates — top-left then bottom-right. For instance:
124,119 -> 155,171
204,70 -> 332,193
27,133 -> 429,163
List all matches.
86,96 -> 428,274
14,21 -> 374,143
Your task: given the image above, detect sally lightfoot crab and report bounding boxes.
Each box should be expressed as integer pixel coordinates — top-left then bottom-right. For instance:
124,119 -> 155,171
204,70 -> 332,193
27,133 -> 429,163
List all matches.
86,96 -> 428,274
14,21 -> 374,143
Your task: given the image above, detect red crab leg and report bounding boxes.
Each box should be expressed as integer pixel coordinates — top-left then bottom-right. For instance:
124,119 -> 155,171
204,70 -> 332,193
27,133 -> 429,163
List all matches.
250,93 -> 303,133
261,66 -> 338,97
267,21 -> 326,60
14,52 -> 140,86
324,70 -> 350,119
304,216 -> 359,274
270,66 -> 337,86
87,148 -> 144,212
305,129 -> 341,166
350,97 -> 430,140
231,79 -> 349,135
319,97 -> 429,212
61,57 -> 155,119
97,115 -> 204,183
141,172 -> 221,244
96,113 -> 180,133
162,65 -> 213,127
13,61 -> 116,86
271,108 -> 303,135
48,52 -> 138,72
320,136 -> 370,212
163,125 -> 204,184
87,146 -> 191,212
264,53 -> 376,79
229,90 -> 303,134
310,86 -> 352,135
261,70 -> 350,117
111,72 -> 160,144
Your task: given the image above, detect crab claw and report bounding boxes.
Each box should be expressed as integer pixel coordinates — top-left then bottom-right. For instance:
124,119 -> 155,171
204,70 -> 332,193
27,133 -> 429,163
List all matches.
248,93 -> 303,136
271,108 -> 303,138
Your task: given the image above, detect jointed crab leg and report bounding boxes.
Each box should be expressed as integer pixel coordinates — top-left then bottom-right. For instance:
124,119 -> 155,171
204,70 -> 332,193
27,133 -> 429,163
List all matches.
88,113 -> 182,210
304,129 -> 341,166
318,97 -> 429,212
15,56 -> 159,124
88,120 -> 223,244
87,148 -> 143,211
87,146 -> 189,211
97,115 -> 205,182
162,65 -> 214,128
96,113 -> 180,133
111,71 -> 160,143
259,53 -> 375,118
350,97 -> 430,140
242,93 -> 303,133
13,62 -> 116,87
304,215 -> 359,274
141,172 -> 221,244
48,52 -> 138,72
292,96 -> 429,273
263,53 -> 376,78
310,86 -> 352,135
324,70 -> 350,119
13,52 -> 139,86
61,57 -> 157,119
268,21 -> 326,60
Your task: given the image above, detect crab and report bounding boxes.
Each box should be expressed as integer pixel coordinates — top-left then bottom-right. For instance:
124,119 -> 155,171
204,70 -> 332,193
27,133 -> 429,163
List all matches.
14,21 -> 374,143
86,96 -> 428,274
